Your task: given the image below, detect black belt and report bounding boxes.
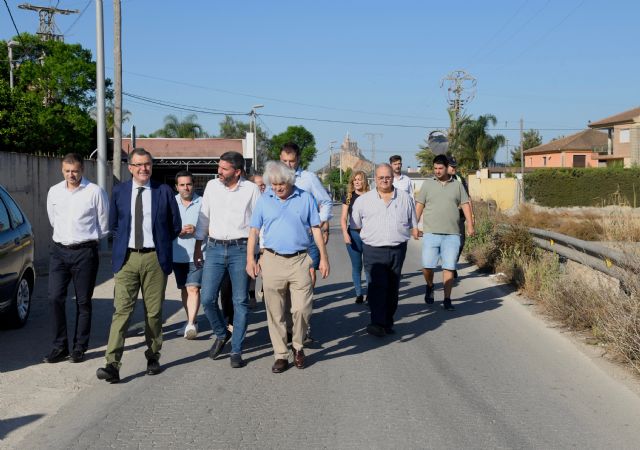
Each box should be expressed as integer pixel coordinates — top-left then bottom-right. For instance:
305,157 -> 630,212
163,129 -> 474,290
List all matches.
264,248 -> 307,258
54,240 -> 98,250
208,237 -> 248,246
128,247 -> 155,253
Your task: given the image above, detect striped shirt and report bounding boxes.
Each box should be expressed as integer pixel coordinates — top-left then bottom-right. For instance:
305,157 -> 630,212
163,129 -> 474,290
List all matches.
351,188 -> 417,247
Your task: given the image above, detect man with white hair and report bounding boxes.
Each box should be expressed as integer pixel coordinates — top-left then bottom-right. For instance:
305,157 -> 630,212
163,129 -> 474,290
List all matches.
247,161 -> 330,373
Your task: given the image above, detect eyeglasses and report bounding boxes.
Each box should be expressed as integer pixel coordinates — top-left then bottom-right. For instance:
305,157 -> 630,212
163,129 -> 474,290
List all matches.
129,162 -> 152,168
377,176 -> 392,181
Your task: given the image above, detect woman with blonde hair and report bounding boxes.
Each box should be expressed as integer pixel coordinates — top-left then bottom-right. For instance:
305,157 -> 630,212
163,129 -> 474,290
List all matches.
340,170 -> 370,303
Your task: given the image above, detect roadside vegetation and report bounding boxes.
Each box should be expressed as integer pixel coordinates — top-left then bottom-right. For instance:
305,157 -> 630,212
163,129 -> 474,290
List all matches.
465,201 -> 640,375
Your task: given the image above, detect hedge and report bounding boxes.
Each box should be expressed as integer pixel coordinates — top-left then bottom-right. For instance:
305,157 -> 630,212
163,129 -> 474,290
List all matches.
524,168 -> 640,207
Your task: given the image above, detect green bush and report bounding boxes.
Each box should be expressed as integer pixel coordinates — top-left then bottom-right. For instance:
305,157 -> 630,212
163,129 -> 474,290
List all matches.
524,168 -> 640,207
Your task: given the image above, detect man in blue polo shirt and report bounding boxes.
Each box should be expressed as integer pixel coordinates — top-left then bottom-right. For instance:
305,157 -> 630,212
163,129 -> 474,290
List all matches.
247,161 -> 330,374
172,171 -> 205,339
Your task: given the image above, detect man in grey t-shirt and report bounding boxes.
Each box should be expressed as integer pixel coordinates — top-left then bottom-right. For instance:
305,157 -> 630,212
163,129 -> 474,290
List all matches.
415,154 -> 474,311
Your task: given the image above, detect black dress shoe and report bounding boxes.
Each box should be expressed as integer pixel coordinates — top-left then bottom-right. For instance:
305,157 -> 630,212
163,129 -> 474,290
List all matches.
230,353 -> 245,368
96,364 -> 120,383
355,295 -> 364,304
366,324 -> 386,337
70,350 -> 85,363
44,348 -> 69,363
272,358 -> 289,373
146,358 -> 161,375
209,337 -> 226,360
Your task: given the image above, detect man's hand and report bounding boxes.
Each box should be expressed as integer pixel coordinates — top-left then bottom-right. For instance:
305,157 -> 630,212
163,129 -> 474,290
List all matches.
466,222 -> 475,237
193,245 -> 204,268
318,258 -> 330,279
411,227 -> 420,240
179,224 -> 195,237
246,259 -> 260,279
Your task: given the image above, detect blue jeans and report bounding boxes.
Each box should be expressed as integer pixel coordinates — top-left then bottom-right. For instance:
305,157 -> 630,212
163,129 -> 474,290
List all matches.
200,240 -> 248,355
345,228 -> 368,296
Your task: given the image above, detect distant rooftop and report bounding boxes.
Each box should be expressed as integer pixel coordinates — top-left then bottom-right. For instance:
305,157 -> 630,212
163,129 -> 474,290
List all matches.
121,137 -> 244,159
588,106 -> 640,128
524,129 -> 607,154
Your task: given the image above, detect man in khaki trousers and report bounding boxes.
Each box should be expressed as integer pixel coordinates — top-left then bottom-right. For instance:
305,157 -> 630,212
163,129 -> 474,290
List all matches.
246,161 -> 329,374
96,148 -> 181,383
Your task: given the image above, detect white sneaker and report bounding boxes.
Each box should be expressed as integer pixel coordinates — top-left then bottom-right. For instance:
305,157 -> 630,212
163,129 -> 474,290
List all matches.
184,323 -> 197,340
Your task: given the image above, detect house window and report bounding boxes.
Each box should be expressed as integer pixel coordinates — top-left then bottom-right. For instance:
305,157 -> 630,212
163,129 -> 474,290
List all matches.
573,155 -> 586,168
620,129 -> 630,143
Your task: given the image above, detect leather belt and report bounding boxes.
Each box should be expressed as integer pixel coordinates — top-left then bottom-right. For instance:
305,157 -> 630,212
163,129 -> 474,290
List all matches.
208,237 -> 248,246
54,240 -> 98,250
264,248 -> 307,258
128,247 -> 155,253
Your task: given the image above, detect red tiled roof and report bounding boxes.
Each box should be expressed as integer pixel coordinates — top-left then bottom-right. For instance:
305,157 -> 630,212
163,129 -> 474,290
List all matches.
524,129 -> 607,154
121,138 -> 244,158
588,106 -> 640,128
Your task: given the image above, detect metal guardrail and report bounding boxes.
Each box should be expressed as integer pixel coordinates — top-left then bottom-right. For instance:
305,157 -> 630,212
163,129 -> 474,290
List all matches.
528,227 -> 636,282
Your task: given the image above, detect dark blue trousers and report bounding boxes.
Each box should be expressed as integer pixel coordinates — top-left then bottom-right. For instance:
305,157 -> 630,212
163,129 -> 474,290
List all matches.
48,243 -> 99,352
362,242 -> 407,329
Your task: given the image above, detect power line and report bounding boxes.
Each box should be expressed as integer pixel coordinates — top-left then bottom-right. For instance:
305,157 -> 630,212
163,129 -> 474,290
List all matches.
3,0 -> 22,36
124,91 -> 585,132
63,0 -> 91,35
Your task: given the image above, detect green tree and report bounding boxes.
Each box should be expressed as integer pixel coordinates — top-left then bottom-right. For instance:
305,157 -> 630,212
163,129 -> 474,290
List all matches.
512,129 -> 542,165
324,167 -> 351,201
152,114 -> 208,138
268,125 -> 317,169
90,100 -> 131,135
459,114 -> 506,169
416,141 -> 436,175
0,34 -> 105,156
217,115 -> 270,169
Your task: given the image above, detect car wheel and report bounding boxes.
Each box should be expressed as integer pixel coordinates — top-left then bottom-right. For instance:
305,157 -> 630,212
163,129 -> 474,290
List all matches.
4,276 -> 32,328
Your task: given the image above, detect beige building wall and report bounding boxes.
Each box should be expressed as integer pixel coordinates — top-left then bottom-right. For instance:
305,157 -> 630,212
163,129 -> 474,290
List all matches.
612,125 -> 631,158
468,174 -> 517,211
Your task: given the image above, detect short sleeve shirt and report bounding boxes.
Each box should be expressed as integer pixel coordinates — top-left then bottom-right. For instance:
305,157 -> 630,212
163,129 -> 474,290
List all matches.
415,177 -> 469,235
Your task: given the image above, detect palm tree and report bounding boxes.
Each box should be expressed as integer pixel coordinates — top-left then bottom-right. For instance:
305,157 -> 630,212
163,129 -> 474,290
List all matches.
459,114 -> 506,169
90,101 -> 132,135
154,114 -> 208,138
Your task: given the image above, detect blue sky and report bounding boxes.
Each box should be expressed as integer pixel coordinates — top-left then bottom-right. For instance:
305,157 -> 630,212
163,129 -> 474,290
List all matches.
3,0 -> 639,170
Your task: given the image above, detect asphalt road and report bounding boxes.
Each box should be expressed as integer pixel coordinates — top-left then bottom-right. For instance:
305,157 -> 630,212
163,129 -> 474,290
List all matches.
8,214 -> 640,449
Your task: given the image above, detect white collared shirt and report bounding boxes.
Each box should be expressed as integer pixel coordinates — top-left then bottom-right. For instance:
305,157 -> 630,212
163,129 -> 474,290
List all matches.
128,180 -> 154,249
47,177 -> 109,245
392,174 -> 414,198
195,178 -> 261,241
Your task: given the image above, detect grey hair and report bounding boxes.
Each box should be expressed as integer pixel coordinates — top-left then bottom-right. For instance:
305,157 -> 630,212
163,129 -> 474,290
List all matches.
376,163 -> 393,174
263,161 -> 295,186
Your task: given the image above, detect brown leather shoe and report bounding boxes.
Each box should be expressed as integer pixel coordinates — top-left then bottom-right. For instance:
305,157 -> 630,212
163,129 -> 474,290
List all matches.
293,348 -> 305,369
272,358 -> 289,373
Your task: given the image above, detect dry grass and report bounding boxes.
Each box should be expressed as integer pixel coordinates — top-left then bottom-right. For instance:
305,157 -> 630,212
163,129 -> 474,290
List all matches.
507,203 -> 640,242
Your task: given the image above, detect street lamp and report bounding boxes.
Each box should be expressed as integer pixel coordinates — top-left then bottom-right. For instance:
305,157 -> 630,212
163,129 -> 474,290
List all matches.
250,104 -> 264,172
7,40 -> 20,90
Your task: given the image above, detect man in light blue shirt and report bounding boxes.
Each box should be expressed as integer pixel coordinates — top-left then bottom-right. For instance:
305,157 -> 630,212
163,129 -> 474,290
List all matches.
247,161 -> 329,373
172,171 -> 204,339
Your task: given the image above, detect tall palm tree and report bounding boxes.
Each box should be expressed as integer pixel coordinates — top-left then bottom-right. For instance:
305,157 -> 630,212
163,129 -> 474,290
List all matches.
459,114 -> 506,169
90,101 -> 132,135
155,114 -> 208,138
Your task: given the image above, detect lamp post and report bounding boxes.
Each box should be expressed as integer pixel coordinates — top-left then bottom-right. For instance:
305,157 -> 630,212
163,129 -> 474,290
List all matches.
7,40 -> 20,90
250,104 -> 264,172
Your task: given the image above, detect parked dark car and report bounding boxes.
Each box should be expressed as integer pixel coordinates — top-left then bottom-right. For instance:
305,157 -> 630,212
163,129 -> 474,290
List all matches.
0,185 -> 35,328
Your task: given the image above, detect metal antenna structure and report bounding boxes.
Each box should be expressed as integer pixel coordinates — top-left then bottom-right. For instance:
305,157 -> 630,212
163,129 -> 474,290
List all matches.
18,3 -> 79,41
364,132 -> 383,173
440,69 -> 477,134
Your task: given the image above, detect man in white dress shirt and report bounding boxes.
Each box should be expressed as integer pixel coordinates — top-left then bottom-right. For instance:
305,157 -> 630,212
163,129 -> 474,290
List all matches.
194,151 -> 261,368
389,155 -> 414,198
44,153 -> 109,364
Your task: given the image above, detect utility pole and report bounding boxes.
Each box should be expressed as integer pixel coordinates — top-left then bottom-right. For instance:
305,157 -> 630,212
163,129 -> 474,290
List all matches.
250,105 -> 264,173
113,0 -> 122,182
18,3 -> 78,41
364,132 -> 383,175
95,0 -> 107,227
520,117 -> 525,204
7,40 -> 19,90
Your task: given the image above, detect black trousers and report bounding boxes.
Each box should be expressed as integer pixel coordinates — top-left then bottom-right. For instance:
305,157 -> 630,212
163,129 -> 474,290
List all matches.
48,243 -> 99,352
363,242 -> 407,329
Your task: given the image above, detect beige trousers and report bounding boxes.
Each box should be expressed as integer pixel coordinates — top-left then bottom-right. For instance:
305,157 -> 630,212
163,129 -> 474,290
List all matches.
261,251 -> 313,360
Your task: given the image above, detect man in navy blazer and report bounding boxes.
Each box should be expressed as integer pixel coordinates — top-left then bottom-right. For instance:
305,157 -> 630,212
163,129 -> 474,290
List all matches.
97,148 -> 181,383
